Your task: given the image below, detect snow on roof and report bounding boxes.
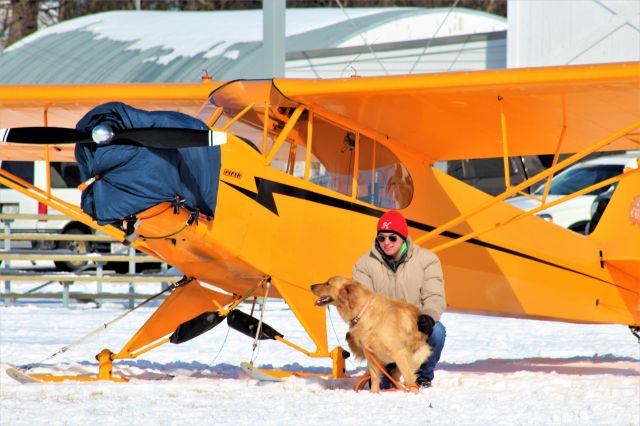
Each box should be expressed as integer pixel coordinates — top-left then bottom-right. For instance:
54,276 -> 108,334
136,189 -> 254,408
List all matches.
0,8 -> 506,83
6,9 -> 393,63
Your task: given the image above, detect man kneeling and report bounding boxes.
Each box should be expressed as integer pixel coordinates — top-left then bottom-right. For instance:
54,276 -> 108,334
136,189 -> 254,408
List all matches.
353,211 -> 446,389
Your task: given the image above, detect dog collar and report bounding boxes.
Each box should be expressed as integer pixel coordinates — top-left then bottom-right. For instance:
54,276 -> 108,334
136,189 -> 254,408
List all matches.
349,298 -> 372,327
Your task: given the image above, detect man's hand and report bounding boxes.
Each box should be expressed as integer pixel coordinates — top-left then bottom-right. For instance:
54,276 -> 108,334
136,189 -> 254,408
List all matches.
417,314 -> 435,337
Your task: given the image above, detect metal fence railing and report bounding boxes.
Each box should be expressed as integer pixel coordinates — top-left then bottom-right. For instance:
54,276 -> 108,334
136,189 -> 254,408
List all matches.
1,214 -> 179,308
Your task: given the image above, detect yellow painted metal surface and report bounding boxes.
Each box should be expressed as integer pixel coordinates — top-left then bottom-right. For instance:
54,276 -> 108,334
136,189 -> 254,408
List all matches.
115,280 -> 236,359
1,63 -> 638,370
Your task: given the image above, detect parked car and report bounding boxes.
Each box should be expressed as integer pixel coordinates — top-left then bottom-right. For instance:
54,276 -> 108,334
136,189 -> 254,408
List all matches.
505,152 -> 640,234
0,160 -> 160,272
0,160 -> 93,270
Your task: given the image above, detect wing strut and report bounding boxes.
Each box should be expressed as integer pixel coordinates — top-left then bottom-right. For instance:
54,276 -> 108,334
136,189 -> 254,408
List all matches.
413,119 -> 640,249
500,107 -> 511,191
430,167 -> 638,254
539,125 -> 567,203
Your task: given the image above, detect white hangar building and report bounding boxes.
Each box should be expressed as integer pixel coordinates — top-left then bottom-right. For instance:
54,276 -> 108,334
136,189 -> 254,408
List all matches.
508,0 -> 639,67
0,7 -> 507,83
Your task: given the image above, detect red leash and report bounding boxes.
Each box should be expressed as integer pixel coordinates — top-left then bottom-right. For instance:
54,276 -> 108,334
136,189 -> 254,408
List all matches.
353,348 -> 419,393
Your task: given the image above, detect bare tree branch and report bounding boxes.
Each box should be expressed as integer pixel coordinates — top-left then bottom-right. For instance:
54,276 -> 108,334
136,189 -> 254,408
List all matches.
6,0 -> 39,46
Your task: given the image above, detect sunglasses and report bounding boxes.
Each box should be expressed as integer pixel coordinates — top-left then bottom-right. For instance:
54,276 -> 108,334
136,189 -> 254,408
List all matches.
377,234 -> 399,243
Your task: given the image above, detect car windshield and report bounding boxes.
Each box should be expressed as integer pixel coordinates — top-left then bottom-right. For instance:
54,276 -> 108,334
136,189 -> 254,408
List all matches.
534,164 -> 623,196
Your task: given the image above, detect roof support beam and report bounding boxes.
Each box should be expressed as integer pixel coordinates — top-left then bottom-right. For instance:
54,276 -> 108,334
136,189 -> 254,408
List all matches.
263,0 -> 286,78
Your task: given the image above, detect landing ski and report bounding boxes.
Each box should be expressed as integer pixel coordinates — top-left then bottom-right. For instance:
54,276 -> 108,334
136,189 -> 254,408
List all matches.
239,361 -> 284,382
6,366 -> 42,384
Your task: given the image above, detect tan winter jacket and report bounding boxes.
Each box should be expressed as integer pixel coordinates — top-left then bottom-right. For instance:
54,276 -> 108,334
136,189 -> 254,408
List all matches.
352,237 -> 446,321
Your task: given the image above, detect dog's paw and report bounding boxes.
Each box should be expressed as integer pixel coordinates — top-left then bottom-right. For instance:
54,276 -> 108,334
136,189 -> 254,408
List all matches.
407,384 -> 420,394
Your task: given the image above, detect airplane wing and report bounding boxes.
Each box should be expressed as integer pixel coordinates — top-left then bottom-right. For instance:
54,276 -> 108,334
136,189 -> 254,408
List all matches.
3,63 -> 637,162
0,83 -> 220,161
274,61 -> 640,161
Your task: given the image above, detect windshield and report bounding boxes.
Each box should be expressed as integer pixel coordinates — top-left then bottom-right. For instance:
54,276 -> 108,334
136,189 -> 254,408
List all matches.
534,164 -> 623,196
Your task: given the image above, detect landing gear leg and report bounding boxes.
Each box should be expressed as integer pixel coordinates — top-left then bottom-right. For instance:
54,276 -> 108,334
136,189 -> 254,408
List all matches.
330,346 -> 349,378
95,349 -> 126,381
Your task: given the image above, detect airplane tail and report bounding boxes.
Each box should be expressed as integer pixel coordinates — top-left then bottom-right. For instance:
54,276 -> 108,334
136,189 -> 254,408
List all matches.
588,168 -> 640,282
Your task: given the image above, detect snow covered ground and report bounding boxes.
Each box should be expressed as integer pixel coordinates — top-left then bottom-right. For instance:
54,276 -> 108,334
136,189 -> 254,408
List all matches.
1,293 -> 638,426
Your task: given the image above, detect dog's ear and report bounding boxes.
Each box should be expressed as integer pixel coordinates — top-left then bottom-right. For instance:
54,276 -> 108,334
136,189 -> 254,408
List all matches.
344,280 -> 364,294
338,285 -> 348,298
342,282 -> 355,294
338,282 -> 360,311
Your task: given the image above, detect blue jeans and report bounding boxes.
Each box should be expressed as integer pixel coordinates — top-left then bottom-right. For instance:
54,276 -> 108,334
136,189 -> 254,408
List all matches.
380,321 -> 446,389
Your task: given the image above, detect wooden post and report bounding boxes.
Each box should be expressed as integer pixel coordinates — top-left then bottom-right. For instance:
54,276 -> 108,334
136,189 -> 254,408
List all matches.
62,281 -> 70,308
2,218 -> 12,304
95,261 -> 103,308
128,246 -> 135,309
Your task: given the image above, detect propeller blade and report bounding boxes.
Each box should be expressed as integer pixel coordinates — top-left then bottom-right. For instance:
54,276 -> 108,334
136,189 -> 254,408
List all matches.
113,128 -> 213,149
1,126 -> 227,149
1,127 -> 91,144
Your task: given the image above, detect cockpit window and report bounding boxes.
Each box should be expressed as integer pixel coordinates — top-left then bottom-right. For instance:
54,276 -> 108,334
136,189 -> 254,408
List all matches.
309,116 -> 354,196
268,108 -> 310,177
358,134 -> 413,209
203,80 -> 413,208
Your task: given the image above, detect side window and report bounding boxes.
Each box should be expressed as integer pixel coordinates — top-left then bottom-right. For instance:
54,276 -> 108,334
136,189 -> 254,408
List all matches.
51,163 -> 81,188
267,108 -> 310,178
309,116 -> 354,196
0,161 -> 81,189
357,135 -> 413,209
0,161 -> 34,188
357,135 -> 377,204
270,139 -> 309,178
445,160 -> 464,179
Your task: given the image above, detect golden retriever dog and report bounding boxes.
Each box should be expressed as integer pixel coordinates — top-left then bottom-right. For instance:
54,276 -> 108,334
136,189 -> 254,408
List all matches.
310,276 -> 431,393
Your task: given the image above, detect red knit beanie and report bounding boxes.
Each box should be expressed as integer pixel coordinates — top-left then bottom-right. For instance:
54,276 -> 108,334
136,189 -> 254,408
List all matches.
377,210 -> 408,240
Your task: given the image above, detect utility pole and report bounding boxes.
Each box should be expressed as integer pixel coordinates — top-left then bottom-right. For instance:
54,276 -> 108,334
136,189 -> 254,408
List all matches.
262,0 -> 286,78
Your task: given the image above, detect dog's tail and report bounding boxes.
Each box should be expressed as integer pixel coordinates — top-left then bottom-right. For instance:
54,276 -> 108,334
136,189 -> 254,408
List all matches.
413,344 -> 432,368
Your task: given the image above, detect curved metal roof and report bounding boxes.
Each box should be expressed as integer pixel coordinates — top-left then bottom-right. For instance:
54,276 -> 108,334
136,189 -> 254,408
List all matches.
0,8 -> 506,84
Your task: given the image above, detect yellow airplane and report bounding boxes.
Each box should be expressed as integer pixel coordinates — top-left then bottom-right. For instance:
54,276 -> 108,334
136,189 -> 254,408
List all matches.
0,61 -> 639,383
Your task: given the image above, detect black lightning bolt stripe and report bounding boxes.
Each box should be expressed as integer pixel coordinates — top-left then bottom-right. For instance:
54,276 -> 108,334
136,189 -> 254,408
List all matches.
224,177 -> 385,218
222,178 -> 615,286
